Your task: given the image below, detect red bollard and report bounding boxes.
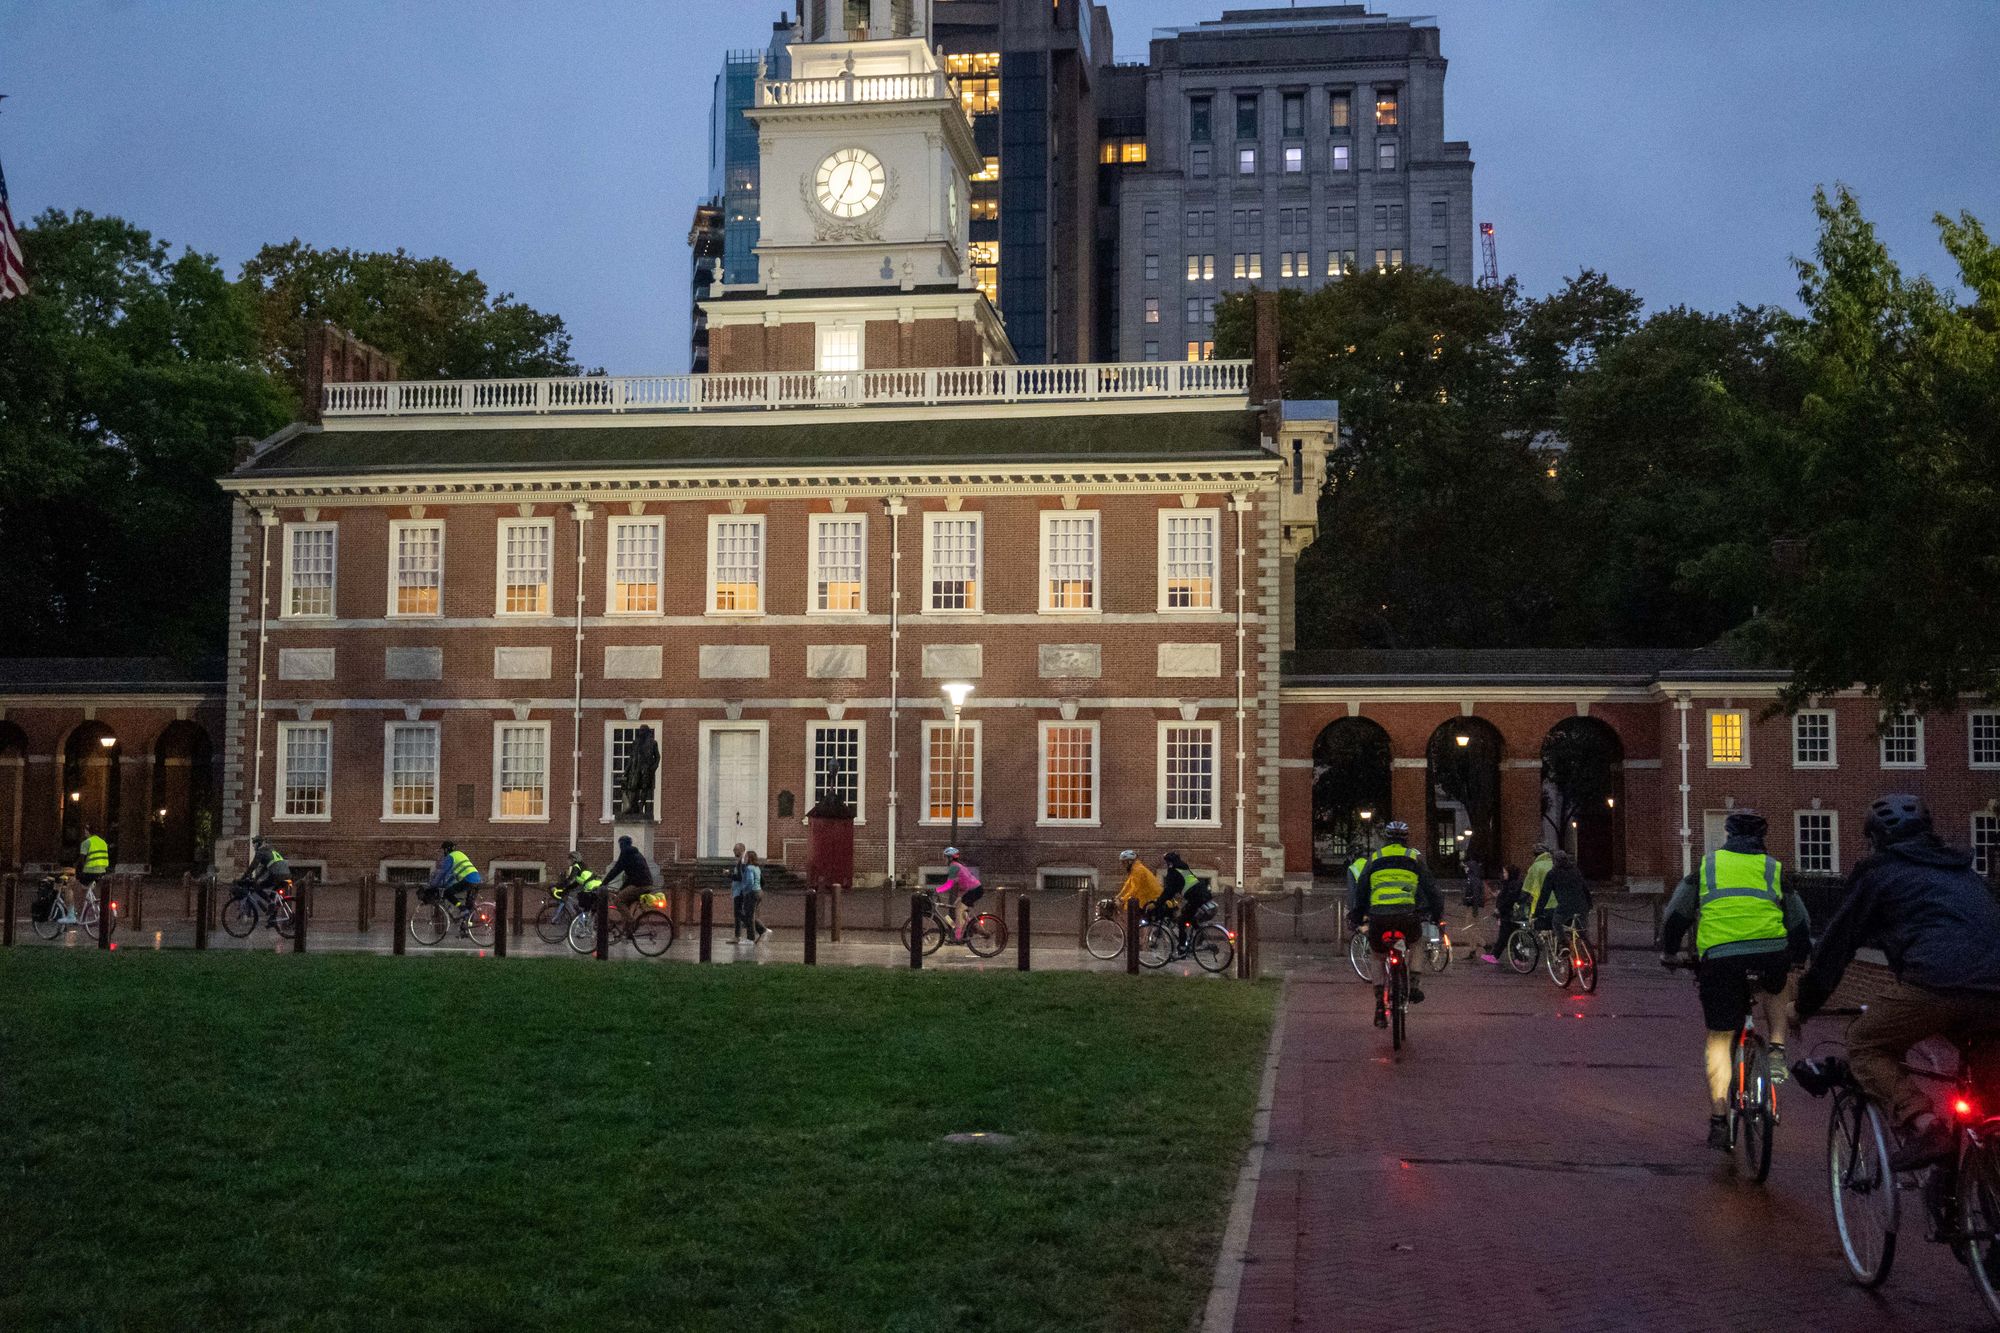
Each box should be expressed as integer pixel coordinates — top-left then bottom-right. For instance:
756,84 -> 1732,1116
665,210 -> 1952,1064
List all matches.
1017,895 -> 1031,972
1125,898 -> 1140,975
699,888 -> 713,963
909,892 -> 927,970
804,890 -> 818,966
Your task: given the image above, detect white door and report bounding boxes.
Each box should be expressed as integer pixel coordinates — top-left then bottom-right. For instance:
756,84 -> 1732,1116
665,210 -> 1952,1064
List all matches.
704,728 -> 767,858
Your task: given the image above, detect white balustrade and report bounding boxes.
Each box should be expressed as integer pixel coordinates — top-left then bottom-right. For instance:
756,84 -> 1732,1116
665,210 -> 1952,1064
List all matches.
756,71 -> 953,107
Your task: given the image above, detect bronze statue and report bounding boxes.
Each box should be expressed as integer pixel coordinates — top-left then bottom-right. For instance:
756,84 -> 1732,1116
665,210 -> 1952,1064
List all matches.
616,725 -> 660,821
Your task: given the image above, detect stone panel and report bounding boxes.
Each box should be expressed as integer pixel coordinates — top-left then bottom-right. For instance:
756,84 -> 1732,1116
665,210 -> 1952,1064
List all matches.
1158,642 -> 1223,678
1038,643 -> 1102,678
494,646 -> 552,680
699,645 -> 770,679
278,648 -> 335,682
384,647 -> 442,681
604,645 -> 664,680
921,643 -> 983,679
806,645 -> 867,679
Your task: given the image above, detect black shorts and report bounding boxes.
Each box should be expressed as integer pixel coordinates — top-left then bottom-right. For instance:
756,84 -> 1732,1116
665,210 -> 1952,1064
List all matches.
959,884 -> 985,909
1697,950 -> 1792,1032
1367,913 -> 1422,954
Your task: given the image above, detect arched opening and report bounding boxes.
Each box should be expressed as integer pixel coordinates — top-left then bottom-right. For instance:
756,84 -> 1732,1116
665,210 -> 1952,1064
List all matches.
1311,717 -> 1392,877
1541,717 -> 1626,881
0,722 -> 26,871
61,722 -> 120,867
1427,717 -> 1503,875
150,721 -> 215,873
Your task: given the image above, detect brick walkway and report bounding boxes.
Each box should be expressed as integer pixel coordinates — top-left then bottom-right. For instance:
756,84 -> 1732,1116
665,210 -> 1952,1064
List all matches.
1228,942 -> 1994,1332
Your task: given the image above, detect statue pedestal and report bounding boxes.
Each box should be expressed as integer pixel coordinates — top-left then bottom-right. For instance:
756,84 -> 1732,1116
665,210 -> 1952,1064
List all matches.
613,821 -> 656,870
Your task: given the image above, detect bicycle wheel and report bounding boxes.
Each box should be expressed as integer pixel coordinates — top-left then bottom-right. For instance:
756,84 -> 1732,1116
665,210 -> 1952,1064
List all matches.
964,913 -> 1007,958
220,895 -> 258,939
898,913 -> 947,956
1735,1033 -> 1774,1183
83,900 -> 113,942
1739,1103 -> 1774,1184
1191,922 -> 1235,973
1505,927 -> 1539,975
1958,1139 -> 2000,1321
1547,941 -> 1574,988
1828,1088 -> 1899,1286
1139,923 -> 1176,969
1084,917 -> 1126,961
467,897 -> 497,948
1571,934 -> 1599,994
534,900 -> 571,945
567,909 -> 599,955
1348,929 -> 1378,983
628,910 -> 675,958
1390,959 -> 1407,1051
30,908 -> 64,942
408,901 -> 448,947
1425,930 -> 1453,975
273,894 -> 298,940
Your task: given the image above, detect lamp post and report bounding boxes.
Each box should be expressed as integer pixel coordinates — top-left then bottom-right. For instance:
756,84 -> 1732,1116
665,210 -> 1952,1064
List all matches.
942,683 -> 974,852
1358,807 -> 1374,856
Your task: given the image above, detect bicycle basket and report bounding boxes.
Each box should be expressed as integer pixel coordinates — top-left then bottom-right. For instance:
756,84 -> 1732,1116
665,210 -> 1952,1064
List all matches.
1097,897 -> 1121,921
30,882 -> 57,922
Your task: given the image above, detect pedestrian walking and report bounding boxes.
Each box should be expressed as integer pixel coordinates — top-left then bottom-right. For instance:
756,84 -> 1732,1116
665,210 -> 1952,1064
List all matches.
1462,854 -> 1486,918
742,850 -> 769,945
729,842 -> 751,943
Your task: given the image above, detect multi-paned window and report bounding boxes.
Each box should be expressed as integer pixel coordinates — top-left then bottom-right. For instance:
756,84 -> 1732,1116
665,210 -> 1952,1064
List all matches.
1041,511 -> 1100,611
1792,710 -> 1835,767
708,515 -> 764,613
925,512 -> 982,612
1186,254 -> 1216,281
1880,713 -> 1924,768
277,722 -> 331,820
1040,722 -> 1099,825
922,720 -> 980,823
817,324 -> 862,373
1971,712 -> 2000,768
1377,140 -> 1398,171
1283,145 -> 1304,173
1235,93 -> 1258,138
1327,250 -> 1358,278
1329,90 -> 1351,131
1795,811 -> 1838,875
1281,91 -> 1305,136
810,514 -> 866,613
807,721 -> 865,816
1161,510 -> 1219,610
1707,710 -> 1748,767
1144,296 -> 1160,324
383,722 -> 439,820
498,518 -> 552,615
389,521 -> 442,616
1188,95 -> 1212,143
283,523 -> 337,618
609,517 -> 663,614
1974,813 -> 1999,877
1238,147 -> 1257,175
1232,253 -> 1262,280
1331,143 -> 1350,171
1280,251 -> 1310,278
1159,722 -> 1220,825
1375,88 -> 1399,126
494,722 -> 549,820
603,722 -> 660,820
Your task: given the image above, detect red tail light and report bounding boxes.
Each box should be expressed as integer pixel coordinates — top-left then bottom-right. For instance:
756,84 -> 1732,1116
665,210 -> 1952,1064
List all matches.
1956,1096 -> 1977,1119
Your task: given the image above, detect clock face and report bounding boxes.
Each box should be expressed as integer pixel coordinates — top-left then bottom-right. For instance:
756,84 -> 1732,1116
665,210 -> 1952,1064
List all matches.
815,147 -> 887,220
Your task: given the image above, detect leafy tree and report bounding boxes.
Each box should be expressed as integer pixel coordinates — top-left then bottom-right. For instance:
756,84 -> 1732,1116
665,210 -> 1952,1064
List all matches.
238,241 -> 581,398
1539,719 -> 1619,843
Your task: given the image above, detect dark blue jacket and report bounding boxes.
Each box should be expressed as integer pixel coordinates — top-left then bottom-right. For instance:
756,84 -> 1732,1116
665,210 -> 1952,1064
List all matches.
602,843 -> 654,890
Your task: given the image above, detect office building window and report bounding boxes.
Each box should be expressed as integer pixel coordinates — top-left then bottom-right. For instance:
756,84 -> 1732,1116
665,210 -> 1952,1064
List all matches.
1190,145 -> 1211,176
925,512 -> 981,612
278,722 -> 331,820
1186,340 -> 1215,361
1431,198 -> 1449,227
1185,208 -> 1215,239
283,524 -> 337,618
1378,139 -> 1398,171
922,720 -> 980,823
1185,254 -> 1215,280
1284,145 -> 1304,173
1329,90 -> 1351,131
1144,296 -> 1160,324
1332,143 -> 1350,171
1144,253 -> 1160,280
493,722 -> 549,820
498,518 -> 552,615
1329,203 -> 1357,231
810,514 -> 866,613
608,516 -> 663,614
388,520 -> 442,617
1793,710 -> 1836,766
1040,722 -> 1099,824
1142,340 -> 1160,361
1880,713 -> 1924,768
1375,88 -> 1399,126
969,240 -> 998,302
1430,244 -> 1448,269
1232,206 -> 1264,235
1232,253 -> 1262,280
1159,723 -> 1220,825
1282,251 -> 1310,278
384,722 -> 439,820
1099,137 -> 1145,164
1142,208 -> 1159,239
1160,509 -> 1219,610
1185,296 -> 1202,324
1238,147 -> 1257,175
1974,813 -> 1999,876
1235,93 -> 1258,138
1708,710 -> 1749,767
1971,712 -> 2000,768
1282,91 -> 1305,136
1795,812 -> 1838,875
1189,95 -> 1212,143
1041,511 -> 1100,612
807,722 -> 864,815
708,515 -> 764,614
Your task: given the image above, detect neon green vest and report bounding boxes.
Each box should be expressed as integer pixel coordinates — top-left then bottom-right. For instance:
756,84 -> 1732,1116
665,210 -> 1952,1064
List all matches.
568,867 -> 602,894
1348,855 -> 1368,884
80,836 -> 109,874
1696,849 -> 1785,955
447,850 -> 478,884
1365,844 -> 1420,911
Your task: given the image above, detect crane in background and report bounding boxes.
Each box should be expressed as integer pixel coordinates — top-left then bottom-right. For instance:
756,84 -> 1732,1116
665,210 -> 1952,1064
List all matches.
1478,221 -> 1499,287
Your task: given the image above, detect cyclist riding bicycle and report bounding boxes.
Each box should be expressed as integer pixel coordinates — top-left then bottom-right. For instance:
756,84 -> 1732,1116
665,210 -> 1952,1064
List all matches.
1157,852 -> 1215,945
936,847 -> 983,939
1793,793 -> 2000,1170
600,834 -> 656,927
429,841 -> 483,925
1660,809 -> 1812,1150
1349,821 -> 1444,1028
73,821 -> 111,913
1115,850 -> 1162,913
242,835 -> 290,891
557,850 -> 603,901
1534,849 -> 1594,931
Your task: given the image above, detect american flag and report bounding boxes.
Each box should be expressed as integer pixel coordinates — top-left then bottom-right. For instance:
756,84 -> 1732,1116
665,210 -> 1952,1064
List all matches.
0,152 -> 27,301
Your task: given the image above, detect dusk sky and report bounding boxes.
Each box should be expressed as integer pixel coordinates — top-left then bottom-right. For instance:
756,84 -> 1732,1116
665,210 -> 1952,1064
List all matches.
4,1 -> 1995,373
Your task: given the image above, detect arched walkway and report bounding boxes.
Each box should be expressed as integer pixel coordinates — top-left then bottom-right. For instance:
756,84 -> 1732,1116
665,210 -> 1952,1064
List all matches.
1311,717 -> 1392,876
150,721 -> 214,872
1541,716 -> 1626,880
0,722 -> 25,871
61,721 -> 120,866
1426,717 -> 1503,874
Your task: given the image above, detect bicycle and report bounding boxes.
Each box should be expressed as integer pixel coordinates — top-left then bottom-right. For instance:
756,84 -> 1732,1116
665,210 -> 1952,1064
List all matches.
1088,897 -> 1185,961
29,874 -> 116,943
1138,901 -> 1234,974
901,887 -> 1007,959
1663,955 -> 1777,1182
535,879 -> 593,945
409,883 -> 497,948
1543,914 -> 1599,993
1381,926 -> 1413,1051
563,890 -> 675,958
220,876 -> 298,939
1795,1022 -> 2000,1320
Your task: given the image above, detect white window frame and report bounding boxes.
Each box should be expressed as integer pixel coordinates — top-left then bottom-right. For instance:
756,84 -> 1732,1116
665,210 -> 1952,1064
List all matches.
385,519 -> 443,618
1036,866 -> 1098,892
1793,810 -> 1840,875
1039,509 -> 1102,614
1283,144 -> 1304,173
377,858 -> 436,884
922,511 -> 983,615
1037,720 -> 1101,827
1879,712 -> 1925,769
487,860 -> 547,884
1791,709 -> 1837,769
600,720 -> 665,822
1970,712 -> 2000,770
495,517 -> 554,617
808,513 -> 868,615
919,719 -> 983,826
1706,709 -> 1749,768
816,321 -> 862,373
805,720 -> 867,823
274,721 -> 332,822
605,515 -> 665,616
1157,720 -> 1223,828
380,721 -> 440,822
1973,813 -> 1999,877
1158,508 -> 1220,612
280,522 -> 338,620
706,514 -> 766,616
491,720 -> 552,823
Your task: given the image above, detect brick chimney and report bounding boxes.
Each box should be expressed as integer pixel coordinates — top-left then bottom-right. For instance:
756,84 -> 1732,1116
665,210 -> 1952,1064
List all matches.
1250,290 -> 1282,404
301,323 -> 398,424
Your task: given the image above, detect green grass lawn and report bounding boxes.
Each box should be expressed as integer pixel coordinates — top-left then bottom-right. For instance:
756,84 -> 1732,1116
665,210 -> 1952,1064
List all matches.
0,951 -> 1274,1332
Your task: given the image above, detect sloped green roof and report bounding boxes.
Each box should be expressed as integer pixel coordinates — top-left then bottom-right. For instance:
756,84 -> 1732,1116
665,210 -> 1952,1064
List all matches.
237,409 -> 1268,478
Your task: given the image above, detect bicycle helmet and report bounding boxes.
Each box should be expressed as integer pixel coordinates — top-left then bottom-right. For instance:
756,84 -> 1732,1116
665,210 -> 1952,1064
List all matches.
567,850 -> 583,864
1864,793 -> 1931,849
1383,820 -> 1410,840
944,846 -> 962,860
251,835 -> 265,849
1723,809 -> 1768,840
1119,849 -> 1138,862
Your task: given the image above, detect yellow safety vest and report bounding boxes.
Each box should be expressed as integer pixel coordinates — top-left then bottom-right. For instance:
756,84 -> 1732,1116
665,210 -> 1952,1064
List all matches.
1348,855 -> 1368,884
568,868 -> 602,894
1365,843 -> 1420,912
80,836 -> 109,874
1521,853 -> 1553,911
1696,849 -> 1786,956
447,850 -> 478,884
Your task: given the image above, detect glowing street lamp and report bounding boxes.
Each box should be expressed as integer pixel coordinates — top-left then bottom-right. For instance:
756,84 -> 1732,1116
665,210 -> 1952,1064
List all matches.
97,734 -> 116,749
1454,733 -> 1470,748
941,683 -> 974,852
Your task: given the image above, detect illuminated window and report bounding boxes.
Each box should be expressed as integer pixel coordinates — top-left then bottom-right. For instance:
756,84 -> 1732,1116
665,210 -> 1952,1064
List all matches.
1099,137 -> 1146,164
1378,139 -> 1398,170
1329,90 -> 1351,131
970,240 -> 998,302
1281,251 -> 1310,279
969,196 -> 998,222
383,722 -> 438,820
1707,710 -> 1748,767
1144,297 -> 1160,324
708,515 -> 764,614
925,512 -> 981,612
498,518 -> 552,615
1375,88 -> 1399,126
1160,510 -> 1218,610
277,722 -> 331,820
1232,253 -> 1261,280
954,75 -> 1000,115
1971,712 -> 2000,768
944,52 -> 1000,76
922,720 -> 981,823
808,722 -> 865,816
817,323 -> 861,373
1284,145 -> 1304,173
387,521 -> 442,616
1041,511 -> 1099,612
1880,713 -> 1924,768
811,514 -> 865,613
1238,147 -> 1257,174
1184,253 -> 1215,281
608,516 -> 662,614
1975,813 -> 1998,876
970,156 -> 999,183
1160,723 -> 1220,825
1795,811 -> 1838,874
493,722 -> 548,820
1792,710 -> 1835,767
283,523 -> 337,618
1185,340 -> 1214,361
1332,143 -> 1350,171
1040,722 -> 1099,825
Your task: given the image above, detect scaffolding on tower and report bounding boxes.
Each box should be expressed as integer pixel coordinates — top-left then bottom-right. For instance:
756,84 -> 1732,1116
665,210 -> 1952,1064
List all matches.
1478,221 -> 1499,287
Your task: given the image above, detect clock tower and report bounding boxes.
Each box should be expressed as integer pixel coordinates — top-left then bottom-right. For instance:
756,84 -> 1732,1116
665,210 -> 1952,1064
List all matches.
701,0 -> 1013,374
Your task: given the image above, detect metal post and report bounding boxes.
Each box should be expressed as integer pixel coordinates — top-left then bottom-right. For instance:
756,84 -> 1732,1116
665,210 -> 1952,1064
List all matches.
1247,899 -> 1261,980
947,704 -> 962,852
1596,904 -> 1609,962
830,882 -> 843,942
699,888 -> 713,962
494,882 -> 508,958
194,875 -> 209,951
357,876 -> 369,933
804,889 -> 818,965
393,885 -> 408,956
207,872 -> 219,929
512,879 -> 525,939
293,877 -> 309,953
1077,888 -> 1089,947
595,892 -> 610,960
99,878 -> 113,950
2,874 -> 13,947
1125,898 -> 1140,974
1017,895 -> 1030,972
131,877 -> 144,934
909,892 -> 926,969
1294,885 -> 1304,942
1235,901 -> 1248,979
